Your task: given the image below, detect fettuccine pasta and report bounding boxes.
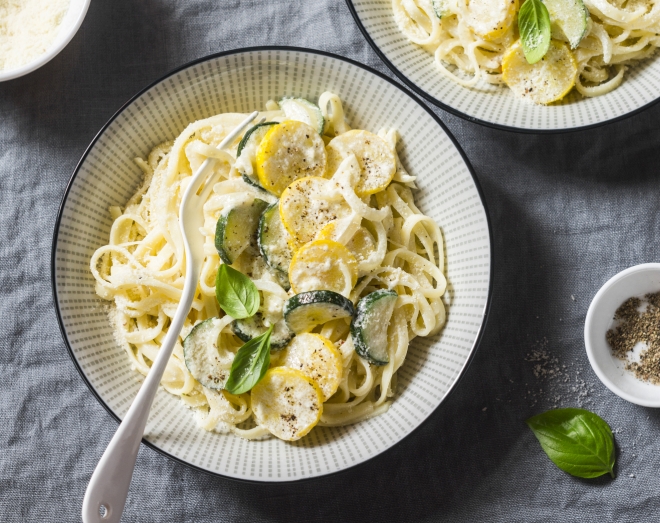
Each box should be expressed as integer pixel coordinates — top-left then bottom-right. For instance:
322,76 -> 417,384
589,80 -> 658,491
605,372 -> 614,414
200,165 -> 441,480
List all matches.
90,93 -> 447,441
392,0 -> 660,103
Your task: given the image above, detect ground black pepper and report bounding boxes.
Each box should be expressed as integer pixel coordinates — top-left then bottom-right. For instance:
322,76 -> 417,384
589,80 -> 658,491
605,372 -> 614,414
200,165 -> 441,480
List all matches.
606,292 -> 660,384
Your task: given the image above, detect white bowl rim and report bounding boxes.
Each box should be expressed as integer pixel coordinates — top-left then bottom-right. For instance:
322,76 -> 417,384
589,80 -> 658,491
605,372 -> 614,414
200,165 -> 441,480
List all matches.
0,0 -> 91,82
584,262 -> 660,407
344,0 -> 660,134
51,46 -> 495,482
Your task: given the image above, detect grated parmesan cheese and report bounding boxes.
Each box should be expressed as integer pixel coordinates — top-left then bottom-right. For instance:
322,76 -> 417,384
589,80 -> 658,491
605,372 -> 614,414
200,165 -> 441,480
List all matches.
0,0 -> 70,71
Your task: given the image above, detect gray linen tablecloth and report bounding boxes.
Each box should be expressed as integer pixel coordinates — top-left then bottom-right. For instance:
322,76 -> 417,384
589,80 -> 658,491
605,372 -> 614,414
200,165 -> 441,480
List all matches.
2,0 -> 660,521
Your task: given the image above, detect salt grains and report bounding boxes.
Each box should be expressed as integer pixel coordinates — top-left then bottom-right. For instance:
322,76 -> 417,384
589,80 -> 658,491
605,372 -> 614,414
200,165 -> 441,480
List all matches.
523,338 -> 594,408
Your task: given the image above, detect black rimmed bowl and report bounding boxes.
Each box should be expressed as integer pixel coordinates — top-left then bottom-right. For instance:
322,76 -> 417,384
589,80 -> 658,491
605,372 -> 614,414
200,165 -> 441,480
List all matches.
52,47 -> 492,481
346,0 -> 660,132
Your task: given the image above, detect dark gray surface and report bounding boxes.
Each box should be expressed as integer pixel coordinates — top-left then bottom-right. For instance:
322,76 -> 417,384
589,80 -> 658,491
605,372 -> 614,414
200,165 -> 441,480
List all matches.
1,0 -> 660,521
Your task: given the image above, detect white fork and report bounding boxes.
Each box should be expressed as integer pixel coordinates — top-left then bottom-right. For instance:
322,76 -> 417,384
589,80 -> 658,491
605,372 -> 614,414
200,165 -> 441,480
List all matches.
82,111 -> 259,523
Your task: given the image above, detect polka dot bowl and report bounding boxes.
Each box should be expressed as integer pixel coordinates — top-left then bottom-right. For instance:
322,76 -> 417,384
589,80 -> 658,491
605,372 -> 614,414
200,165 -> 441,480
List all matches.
52,47 -> 492,481
346,0 -> 660,132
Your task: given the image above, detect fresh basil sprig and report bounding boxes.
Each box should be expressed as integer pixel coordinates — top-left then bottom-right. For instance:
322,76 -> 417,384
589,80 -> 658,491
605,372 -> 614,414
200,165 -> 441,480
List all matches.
215,263 -> 259,319
225,325 -> 273,394
526,408 -> 615,478
518,0 -> 551,64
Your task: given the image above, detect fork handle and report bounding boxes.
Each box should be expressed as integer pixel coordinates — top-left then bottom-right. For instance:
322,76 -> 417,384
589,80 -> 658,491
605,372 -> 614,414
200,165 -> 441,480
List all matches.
81,272 -> 198,523
81,111 -> 258,523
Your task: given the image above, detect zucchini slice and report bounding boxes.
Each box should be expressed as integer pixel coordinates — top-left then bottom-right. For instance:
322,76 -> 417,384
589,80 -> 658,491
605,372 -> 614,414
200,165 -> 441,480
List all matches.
255,121 -> 327,196
236,122 -> 278,189
544,0 -> 589,49
281,333 -> 343,401
465,0 -> 518,41
241,173 -> 265,190
279,97 -> 325,135
258,202 -> 295,274
251,367 -> 323,441
283,290 -> 355,334
432,0 -> 448,17
237,122 -> 278,158
502,40 -> 578,105
289,239 -> 358,296
232,312 -> 294,350
350,290 -> 398,366
270,266 -> 292,292
215,198 -> 269,264
182,318 -> 232,390
317,221 -> 377,264
326,130 -> 396,197
279,176 -> 350,244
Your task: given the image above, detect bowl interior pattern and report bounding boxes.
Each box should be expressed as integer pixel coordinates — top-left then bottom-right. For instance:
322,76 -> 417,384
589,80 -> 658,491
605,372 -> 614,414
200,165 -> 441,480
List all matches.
53,48 -> 491,481
347,0 -> 660,131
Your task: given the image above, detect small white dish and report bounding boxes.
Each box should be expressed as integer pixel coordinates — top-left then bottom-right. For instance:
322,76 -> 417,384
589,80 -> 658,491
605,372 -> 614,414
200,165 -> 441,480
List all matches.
585,263 -> 660,407
0,0 -> 90,82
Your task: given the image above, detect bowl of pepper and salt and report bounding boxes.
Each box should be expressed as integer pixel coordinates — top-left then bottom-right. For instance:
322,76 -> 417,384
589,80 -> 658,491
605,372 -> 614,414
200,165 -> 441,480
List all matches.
585,263 -> 660,407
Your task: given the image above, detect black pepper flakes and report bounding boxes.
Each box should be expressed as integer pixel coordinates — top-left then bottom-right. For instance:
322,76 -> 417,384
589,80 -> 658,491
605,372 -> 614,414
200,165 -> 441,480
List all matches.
607,292 -> 660,384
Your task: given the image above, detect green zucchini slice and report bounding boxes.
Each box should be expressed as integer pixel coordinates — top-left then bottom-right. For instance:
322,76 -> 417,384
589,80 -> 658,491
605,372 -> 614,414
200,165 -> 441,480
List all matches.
232,312 -> 294,351
236,122 -> 278,189
258,202 -> 295,274
283,290 -> 355,334
182,318 -> 232,389
350,289 -> 398,366
279,98 -> 325,135
270,265 -> 291,292
433,0 -> 448,18
544,0 -> 589,49
215,198 -> 269,264
242,171 -> 267,191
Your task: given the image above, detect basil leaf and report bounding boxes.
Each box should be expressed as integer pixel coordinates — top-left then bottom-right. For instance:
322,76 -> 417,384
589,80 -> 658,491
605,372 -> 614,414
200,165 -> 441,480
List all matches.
225,325 -> 273,394
518,0 -> 551,64
526,408 -> 615,479
215,263 -> 259,319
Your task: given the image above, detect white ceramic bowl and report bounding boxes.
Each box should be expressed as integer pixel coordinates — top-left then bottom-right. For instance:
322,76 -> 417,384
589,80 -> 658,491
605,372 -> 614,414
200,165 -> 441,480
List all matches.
346,0 -> 660,132
585,263 -> 660,407
0,0 -> 90,82
52,47 -> 492,481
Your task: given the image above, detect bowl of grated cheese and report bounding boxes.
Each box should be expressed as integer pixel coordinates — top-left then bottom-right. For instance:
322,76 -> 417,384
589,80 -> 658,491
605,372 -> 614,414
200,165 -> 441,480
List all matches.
0,0 -> 90,82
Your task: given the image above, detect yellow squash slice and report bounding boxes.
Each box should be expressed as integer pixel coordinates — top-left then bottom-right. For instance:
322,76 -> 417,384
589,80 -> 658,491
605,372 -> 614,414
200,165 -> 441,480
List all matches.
280,333 -> 343,401
466,0 -> 518,40
251,367 -> 323,441
326,130 -> 396,196
502,40 -> 578,105
317,222 -> 377,263
255,120 -> 327,196
279,176 -> 350,244
289,239 -> 358,296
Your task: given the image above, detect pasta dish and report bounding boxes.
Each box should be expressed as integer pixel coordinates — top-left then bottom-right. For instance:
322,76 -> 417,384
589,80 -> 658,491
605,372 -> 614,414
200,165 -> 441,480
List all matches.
90,93 -> 446,441
392,0 -> 660,104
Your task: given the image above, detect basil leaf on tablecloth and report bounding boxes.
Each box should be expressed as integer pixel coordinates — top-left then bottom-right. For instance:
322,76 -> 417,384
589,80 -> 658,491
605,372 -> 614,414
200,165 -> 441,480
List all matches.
225,325 -> 273,394
526,408 -> 615,478
518,0 -> 552,64
215,263 -> 260,319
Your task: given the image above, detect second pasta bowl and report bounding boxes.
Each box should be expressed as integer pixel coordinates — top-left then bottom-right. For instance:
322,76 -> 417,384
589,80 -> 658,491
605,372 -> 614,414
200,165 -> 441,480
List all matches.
347,0 -> 660,131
